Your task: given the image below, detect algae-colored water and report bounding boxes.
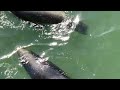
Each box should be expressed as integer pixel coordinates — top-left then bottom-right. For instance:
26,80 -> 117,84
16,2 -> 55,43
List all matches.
0,11 -> 120,79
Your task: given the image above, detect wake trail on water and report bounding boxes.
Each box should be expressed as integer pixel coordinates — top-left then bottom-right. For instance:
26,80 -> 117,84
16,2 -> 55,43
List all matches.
0,11 -> 82,61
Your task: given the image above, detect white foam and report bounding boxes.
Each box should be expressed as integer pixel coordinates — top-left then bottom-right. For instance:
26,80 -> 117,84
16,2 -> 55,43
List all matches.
49,42 -> 58,46
0,43 -> 34,60
73,15 -> 81,24
50,15 -> 81,42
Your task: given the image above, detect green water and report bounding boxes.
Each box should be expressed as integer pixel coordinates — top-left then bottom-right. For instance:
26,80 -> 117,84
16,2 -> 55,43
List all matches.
0,11 -> 120,79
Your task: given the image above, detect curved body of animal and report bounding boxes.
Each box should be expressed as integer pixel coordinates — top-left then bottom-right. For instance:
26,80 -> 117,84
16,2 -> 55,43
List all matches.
17,48 -> 70,79
11,11 -> 66,24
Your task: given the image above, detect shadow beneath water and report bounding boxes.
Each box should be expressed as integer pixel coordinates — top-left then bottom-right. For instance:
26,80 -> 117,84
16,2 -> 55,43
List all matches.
75,21 -> 88,35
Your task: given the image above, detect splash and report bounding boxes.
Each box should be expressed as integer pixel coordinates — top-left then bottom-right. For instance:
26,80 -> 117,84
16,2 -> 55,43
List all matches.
50,15 -> 81,41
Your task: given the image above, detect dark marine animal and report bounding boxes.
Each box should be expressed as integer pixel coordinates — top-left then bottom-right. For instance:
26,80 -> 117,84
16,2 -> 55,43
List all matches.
11,11 -> 66,24
17,48 -> 70,79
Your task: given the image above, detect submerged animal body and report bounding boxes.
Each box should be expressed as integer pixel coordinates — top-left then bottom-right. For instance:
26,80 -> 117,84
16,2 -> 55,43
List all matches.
17,48 -> 69,79
11,11 -> 66,24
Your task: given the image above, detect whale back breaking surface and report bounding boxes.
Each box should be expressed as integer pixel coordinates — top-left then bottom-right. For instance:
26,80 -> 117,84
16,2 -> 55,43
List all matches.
11,11 -> 66,24
17,48 -> 70,79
